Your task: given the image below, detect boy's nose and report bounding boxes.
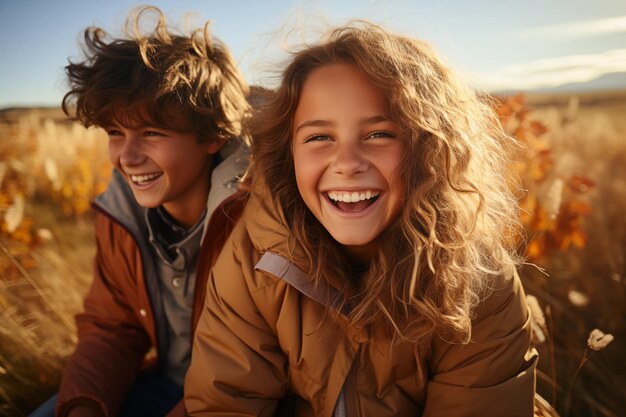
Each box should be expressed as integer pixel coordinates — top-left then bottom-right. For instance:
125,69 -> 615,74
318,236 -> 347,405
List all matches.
119,137 -> 145,166
332,142 -> 368,176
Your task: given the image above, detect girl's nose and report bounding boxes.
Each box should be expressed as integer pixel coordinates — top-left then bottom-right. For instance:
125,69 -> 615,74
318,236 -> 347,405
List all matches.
119,136 -> 146,167
332,141 -> 368,176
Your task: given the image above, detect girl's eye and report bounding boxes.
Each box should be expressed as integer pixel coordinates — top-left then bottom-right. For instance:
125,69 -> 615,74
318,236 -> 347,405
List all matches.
304,134 -> 331,143
367,130 -> 396,140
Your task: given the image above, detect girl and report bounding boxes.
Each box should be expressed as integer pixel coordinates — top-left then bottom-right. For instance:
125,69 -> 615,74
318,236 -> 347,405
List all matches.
185,22 -> 537,417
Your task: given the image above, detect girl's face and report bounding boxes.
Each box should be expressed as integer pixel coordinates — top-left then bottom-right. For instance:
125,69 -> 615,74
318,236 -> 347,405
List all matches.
292,64 -> 405,261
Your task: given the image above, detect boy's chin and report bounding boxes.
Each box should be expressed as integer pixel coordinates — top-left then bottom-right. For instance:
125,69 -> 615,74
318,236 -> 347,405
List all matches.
131,193 -> 162,209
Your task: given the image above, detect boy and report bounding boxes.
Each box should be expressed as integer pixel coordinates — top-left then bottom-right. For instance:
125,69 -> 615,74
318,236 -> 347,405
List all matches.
35,6 -> 250,417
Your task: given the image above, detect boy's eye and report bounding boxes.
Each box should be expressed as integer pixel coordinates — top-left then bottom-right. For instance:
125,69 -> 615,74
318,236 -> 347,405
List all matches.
106,129 -> 123,137
144,130 -> 165,137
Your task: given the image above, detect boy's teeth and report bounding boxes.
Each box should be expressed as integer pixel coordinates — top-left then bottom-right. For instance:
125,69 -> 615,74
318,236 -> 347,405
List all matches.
130,173 -> 162,184
328,190 -> 379,203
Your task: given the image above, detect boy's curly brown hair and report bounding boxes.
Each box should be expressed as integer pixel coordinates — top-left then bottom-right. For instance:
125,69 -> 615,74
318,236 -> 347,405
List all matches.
62,6 -> 250,143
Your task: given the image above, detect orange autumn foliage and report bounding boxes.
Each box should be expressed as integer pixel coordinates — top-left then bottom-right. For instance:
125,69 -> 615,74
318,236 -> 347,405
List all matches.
495,94 -> 594,263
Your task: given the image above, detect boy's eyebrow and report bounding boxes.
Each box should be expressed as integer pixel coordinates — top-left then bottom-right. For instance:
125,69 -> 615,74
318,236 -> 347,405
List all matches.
102,122 -> 172,130
294,115 -> 392,133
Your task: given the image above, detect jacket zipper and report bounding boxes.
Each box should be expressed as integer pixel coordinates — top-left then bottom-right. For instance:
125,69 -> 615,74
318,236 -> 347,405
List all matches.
334,389 -> 347,417
343,350 -> 361,417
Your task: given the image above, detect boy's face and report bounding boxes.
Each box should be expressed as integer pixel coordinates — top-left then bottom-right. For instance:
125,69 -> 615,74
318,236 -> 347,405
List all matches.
106,121 -> 223,228
291,64 -> 405,262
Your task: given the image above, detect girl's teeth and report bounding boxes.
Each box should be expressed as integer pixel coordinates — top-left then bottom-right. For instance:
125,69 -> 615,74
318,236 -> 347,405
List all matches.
328,191 -> 379,203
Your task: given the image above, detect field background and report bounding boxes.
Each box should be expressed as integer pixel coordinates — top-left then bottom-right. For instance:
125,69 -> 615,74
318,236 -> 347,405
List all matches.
0,91 -> 625,416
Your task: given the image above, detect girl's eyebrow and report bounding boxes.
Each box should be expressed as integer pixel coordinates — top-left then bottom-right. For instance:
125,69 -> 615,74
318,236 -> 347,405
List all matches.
294,119 -> 334,133
363,115 -> 391,125
294,115 -> 392,133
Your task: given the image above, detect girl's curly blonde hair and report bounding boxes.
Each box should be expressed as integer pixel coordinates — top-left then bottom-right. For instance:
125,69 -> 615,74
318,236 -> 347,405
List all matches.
252,21 -> 521,343
63,6 -> 250,144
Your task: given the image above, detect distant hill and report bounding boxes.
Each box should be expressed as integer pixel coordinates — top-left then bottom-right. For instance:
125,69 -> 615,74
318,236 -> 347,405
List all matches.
493,72 -> 626,96
535,72 -> 626,94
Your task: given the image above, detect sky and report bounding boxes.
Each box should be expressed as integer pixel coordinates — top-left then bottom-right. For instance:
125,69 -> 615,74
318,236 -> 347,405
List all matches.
0,0 -> 625,108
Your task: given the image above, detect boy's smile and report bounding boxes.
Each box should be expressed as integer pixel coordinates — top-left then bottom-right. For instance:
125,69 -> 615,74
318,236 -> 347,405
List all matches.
128,171 -> 163,186
107,122 -> 223,228
292,64 -> 405,261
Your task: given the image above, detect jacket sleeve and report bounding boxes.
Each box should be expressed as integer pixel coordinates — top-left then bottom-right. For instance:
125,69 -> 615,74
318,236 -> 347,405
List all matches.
57,213 -> 153,417
423,269 -> 538,417
185,228 -> 288,416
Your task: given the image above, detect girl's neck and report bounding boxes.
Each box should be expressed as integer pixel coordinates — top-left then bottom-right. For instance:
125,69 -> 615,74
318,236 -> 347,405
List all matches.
343,242 -> 377,265
341,245 -> 373,278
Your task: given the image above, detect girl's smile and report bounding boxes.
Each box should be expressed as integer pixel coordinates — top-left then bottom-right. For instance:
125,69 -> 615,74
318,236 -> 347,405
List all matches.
292,64 -> 405,260
324,189 -> 380,214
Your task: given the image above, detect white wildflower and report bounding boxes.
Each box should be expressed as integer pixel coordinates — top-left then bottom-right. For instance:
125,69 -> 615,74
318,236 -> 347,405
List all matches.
587,329 -> 614,352
4,195 -> 25,233
568,289 -> 589,307
37,228 -> 54,241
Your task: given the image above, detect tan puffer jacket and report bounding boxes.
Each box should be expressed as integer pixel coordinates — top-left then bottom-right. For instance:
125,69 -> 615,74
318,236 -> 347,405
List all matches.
185,182 -> 538,417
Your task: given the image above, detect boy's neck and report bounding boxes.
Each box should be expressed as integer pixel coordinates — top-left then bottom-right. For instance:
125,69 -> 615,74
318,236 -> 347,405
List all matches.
152,206 -> 207,256
162,190 -> 209,229
156,205 -> 206,235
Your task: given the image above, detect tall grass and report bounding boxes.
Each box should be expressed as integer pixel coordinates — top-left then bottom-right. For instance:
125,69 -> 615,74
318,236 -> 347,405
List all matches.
511,92 -> 626,417
0,108 -> 107,415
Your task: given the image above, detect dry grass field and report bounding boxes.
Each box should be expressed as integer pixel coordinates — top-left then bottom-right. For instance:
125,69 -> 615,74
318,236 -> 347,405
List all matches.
0,91 -> 624,416
515,91 -> 626,417
0,108 -> 109,415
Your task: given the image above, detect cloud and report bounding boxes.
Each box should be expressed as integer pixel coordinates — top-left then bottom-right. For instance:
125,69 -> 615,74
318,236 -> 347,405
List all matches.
515,16 -> 626,40
472,49 -> 626,91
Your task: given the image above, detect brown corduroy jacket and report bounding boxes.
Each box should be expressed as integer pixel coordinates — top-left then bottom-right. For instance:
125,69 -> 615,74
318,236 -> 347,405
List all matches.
185,183 -> 538,417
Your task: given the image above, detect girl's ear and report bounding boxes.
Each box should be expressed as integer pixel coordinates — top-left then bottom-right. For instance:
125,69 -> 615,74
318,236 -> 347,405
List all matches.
206,138 -> 225,154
